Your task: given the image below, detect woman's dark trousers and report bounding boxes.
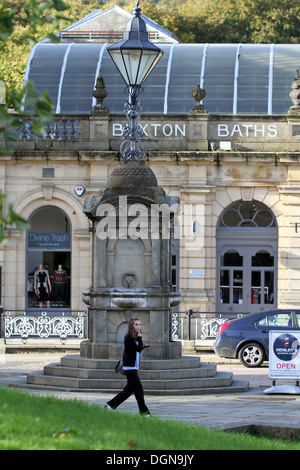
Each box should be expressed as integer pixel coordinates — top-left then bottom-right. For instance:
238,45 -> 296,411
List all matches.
107,370 -> 149,414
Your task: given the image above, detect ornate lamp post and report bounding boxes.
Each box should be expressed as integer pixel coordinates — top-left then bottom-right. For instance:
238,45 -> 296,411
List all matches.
107,1 -> 163,161
80,2 -> 183,363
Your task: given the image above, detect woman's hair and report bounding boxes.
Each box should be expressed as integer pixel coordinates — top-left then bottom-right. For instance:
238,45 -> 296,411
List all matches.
126,318 -> 140,339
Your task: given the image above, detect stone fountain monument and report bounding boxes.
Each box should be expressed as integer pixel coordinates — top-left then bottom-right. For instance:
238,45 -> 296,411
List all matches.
81,158 -> 182,361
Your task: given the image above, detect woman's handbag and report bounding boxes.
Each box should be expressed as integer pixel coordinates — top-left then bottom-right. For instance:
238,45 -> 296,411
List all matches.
114,357 -> 125,375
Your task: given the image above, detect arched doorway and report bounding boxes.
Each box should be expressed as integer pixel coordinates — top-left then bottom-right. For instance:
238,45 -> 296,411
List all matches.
216,200 -> 278,314
27,206 -> 71,311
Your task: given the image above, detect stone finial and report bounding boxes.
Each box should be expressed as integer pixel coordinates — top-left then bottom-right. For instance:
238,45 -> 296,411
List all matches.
190,83 -> 208,114
288,70 -> 300,115
91,71 -> 109,115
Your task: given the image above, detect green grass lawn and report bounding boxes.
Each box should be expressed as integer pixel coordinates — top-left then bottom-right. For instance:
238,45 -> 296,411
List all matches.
0,386 -> 299,450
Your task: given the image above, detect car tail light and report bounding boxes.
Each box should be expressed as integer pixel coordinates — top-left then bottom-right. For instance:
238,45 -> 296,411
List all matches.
217,321 -> 232,336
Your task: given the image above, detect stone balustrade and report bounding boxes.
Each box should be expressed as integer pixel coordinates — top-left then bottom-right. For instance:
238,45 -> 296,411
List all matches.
2,112 -> 300,154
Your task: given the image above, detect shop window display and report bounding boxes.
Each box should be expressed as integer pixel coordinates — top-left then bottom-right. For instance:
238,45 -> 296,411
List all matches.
27,207 -> 71,310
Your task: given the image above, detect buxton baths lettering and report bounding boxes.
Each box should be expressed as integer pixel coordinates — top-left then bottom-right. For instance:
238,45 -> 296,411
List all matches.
217,123 -> 278,138
112,122 -> 278,138
112,122 -> 279,139
113,123 -> 186,138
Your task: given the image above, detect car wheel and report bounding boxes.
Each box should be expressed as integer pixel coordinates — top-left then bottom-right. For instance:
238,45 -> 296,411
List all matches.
238,342 -> 265,368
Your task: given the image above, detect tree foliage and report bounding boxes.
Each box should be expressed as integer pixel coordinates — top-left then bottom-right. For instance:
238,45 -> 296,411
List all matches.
177,0 -> 300,44
2,0 -> 300,101
109,0 -> 300,43
0,192 -> 30,242
0,0 -> 70,238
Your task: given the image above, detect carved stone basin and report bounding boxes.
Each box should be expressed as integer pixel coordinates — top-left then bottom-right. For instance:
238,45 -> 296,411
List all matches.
111,295 -> 146,308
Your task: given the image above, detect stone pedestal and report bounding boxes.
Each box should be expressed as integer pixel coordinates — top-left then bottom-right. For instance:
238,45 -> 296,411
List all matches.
81,160 -> 182,360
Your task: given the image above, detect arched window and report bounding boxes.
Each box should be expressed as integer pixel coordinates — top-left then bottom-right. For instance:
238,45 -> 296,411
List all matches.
216,200 -> 278,314
27,207 -> 71,311
218,200 -> 277,229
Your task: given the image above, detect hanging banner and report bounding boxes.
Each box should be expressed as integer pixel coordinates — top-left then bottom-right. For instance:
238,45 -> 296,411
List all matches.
269,330 -> 300,379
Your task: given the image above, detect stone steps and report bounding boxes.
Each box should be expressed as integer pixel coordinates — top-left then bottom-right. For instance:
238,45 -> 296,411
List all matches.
27,371 -> 232,390
23,354 -> 249,395
43,363 -> 217,380
60,355 -> 202,370
19,378 -> 249,396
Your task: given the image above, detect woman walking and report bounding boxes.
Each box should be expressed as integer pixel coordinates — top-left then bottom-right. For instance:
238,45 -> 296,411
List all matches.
106,318 -> 150,416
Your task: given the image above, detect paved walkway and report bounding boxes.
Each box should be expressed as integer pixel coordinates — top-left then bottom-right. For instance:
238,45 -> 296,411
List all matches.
0,352 -> 300,433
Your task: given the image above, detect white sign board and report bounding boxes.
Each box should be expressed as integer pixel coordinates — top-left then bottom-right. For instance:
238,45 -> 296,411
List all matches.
189,269 -> 204,278
269,330 -> 300,379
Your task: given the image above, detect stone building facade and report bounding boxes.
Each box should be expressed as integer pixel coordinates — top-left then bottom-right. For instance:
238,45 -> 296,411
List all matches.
1,6 -> 300,322
2,110 -> 300,317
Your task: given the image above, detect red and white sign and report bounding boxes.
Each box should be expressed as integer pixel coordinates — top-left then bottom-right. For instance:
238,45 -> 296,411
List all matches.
269,330 -> 300,379
74,185 -> 85,197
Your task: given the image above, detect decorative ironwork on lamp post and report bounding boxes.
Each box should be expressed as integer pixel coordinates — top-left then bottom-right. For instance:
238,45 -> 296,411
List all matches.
107,1 -> 164,161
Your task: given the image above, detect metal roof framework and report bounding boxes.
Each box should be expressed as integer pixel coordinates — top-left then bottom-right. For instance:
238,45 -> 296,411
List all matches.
24,42 -> 300,115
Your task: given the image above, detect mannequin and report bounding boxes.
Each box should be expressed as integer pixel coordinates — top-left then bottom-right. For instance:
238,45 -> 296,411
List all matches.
34,264 -> 51,308
52,264 -> 69,305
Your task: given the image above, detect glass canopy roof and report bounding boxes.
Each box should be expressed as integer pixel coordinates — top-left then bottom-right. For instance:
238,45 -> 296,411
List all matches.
24,42 -> 300,115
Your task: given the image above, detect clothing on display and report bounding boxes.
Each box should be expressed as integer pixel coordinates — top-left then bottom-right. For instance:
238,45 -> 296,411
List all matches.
34,266 -> 51,306
52,266 -> 69,303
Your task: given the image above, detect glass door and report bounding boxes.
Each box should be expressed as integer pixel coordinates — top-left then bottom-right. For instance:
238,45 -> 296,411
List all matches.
250,249 -> 275,312
219,249 -> 244,313
216,199 -> 278,314
218,246 -> 276,314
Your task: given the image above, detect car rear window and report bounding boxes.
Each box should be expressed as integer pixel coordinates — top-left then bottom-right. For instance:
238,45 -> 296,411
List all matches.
257,312 -> 293,327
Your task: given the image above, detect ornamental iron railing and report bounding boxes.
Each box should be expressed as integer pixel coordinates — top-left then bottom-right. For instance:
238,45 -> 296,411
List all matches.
1,309 -> 243,344
171,311 -> 245,341
2,310 -> 88,344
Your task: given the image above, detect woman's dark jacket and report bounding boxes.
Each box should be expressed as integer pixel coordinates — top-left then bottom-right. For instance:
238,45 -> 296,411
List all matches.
123,334 -> 144,367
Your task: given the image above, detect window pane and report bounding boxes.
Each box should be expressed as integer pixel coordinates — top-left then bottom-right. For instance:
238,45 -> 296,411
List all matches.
204,44 -> 237,113
61,44 -> 106,113
233,270 -> 243,304
251,271 -> 261,304
252,250 -> 274,267
273,45 -> 300,115
220,270 -> 229,304
168,44 -> 204,114
220,269 -> 229,285
265,271 -> 274,304
27,43 -> 70,111
258,312 -> 293,327
237,44 -> 270,114
222,209 -> 241,227
221,251 -> 243,266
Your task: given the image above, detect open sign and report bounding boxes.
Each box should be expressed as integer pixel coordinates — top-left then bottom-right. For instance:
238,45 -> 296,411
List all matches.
269,330 -> 300,379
